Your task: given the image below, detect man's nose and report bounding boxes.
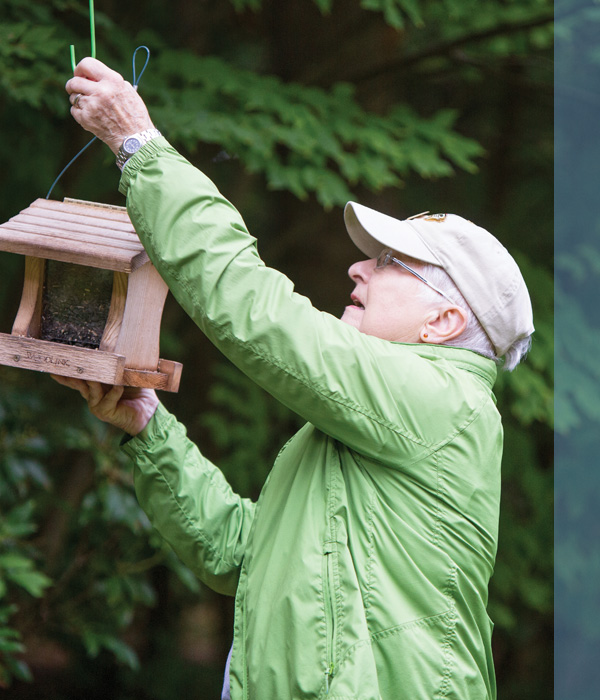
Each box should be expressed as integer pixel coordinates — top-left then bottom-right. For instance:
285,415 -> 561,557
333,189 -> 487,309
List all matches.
348,258 -> 376,283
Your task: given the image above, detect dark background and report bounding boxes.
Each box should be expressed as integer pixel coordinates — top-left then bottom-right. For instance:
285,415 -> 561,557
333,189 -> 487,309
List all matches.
0,0 -> 554,697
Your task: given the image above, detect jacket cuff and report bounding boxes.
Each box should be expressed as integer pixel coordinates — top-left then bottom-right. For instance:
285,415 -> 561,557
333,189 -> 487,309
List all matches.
118,136 -> 176,196
120,402 -> 177,459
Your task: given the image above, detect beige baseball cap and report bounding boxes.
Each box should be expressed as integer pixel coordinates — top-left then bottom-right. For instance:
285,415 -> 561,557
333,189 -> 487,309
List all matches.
344,202 -> 534,356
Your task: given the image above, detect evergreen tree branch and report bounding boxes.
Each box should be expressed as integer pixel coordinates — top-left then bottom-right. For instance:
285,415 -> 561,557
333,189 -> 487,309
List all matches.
352,12 -> 554,84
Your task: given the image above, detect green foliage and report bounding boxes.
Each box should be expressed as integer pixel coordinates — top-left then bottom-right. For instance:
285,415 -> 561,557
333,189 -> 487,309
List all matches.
0,0 -> 552,212
143,53 -> 483,208
0,389 -> 53,685
228,0 -> 424,26
361,0 -> 423,28
0,0 -> 78,113
0,552 -> 52,598
0,373 -> 200,687
0,605 -> 33,686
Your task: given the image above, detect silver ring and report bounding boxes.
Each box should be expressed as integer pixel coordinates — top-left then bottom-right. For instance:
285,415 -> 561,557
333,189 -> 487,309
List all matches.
72,93 -> 82,108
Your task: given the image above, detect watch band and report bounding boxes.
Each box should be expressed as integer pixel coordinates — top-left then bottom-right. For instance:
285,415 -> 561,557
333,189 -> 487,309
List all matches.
116,128 -> 162,171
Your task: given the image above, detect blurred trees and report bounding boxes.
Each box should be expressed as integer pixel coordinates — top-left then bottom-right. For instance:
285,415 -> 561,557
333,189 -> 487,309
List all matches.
555,1 -> 600,698
0,0 -> 552,697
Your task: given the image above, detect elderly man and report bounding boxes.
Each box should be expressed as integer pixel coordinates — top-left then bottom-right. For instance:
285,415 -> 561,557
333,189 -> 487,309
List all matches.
58,58 -> 534,699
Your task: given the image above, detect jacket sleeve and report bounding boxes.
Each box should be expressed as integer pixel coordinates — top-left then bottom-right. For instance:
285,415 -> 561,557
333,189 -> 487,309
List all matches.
119,138 -> 488,464
121,402 -> 255,596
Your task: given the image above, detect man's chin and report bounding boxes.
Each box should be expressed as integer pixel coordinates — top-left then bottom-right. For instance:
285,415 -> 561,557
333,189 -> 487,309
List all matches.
340,306 -> 362,330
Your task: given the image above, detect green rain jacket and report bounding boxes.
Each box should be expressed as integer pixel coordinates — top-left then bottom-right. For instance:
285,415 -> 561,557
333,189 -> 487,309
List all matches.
120,138 -> 501,700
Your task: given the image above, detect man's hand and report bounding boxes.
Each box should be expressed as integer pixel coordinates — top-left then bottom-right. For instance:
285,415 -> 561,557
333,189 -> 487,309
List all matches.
65,57 -> 154,154
51,376 -> 159,436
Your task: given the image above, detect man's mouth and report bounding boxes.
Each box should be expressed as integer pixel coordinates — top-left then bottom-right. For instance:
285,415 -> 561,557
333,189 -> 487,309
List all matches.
350,294 -> 365,310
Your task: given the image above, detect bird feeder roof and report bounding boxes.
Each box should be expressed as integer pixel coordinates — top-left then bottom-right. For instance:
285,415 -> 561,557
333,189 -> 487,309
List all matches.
0,198 -> 149,273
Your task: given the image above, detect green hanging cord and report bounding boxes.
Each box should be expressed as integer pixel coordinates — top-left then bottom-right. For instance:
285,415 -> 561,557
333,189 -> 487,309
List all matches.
89,0 -> 96,58
70,0 -> 96,72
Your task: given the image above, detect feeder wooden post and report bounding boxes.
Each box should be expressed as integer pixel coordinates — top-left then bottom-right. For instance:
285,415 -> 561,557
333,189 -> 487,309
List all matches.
12,256 -> 46,338
0,198 -> 182,392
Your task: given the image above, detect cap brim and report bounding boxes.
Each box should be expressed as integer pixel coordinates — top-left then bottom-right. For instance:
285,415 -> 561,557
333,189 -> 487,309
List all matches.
344,202 -> 440,265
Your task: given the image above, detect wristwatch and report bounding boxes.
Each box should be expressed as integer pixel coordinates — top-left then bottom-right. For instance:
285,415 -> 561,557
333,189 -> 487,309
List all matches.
116,128 -> 162,171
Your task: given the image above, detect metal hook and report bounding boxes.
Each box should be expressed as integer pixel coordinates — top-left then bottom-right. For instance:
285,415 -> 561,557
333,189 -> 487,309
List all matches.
70,0 -> 96,72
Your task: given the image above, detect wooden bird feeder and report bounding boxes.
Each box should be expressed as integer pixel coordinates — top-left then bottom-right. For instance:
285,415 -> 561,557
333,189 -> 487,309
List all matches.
0,198 -> 182,391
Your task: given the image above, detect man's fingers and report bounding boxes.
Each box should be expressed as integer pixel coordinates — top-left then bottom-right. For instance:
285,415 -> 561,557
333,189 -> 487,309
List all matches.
66,60 -> 125,100
87,383 -> 126,417
64,56 -> 152,154
101,385 -> 126,414
66,76 -> 94,97
73,57 -> 123,83
86,381 -> 108,408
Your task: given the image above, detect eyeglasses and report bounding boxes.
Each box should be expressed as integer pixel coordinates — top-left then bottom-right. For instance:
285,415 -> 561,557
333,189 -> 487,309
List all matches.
376,248 -> 456,305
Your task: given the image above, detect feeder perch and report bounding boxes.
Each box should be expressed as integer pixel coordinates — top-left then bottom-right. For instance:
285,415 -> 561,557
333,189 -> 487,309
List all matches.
0,198 -> 182,392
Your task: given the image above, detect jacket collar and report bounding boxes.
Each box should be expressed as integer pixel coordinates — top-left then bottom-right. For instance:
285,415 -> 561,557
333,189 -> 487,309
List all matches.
400,343 -> 498,390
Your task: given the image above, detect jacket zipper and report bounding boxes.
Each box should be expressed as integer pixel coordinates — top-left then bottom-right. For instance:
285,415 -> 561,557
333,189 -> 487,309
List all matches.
324,543 -> 336,693
241,590 -> 248,700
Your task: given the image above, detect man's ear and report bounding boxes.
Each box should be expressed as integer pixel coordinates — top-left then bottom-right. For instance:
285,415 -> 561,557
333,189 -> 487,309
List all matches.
420,306 -> 468,344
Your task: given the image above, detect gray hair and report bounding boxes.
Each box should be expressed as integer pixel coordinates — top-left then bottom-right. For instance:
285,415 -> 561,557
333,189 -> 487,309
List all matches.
404,256 -> 531,372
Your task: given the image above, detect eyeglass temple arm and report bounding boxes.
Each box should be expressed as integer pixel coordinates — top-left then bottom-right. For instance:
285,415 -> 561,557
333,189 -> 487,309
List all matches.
389,255 -> 456,305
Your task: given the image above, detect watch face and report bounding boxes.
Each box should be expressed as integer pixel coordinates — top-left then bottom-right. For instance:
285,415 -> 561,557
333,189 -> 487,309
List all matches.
123,137 -> 142,155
